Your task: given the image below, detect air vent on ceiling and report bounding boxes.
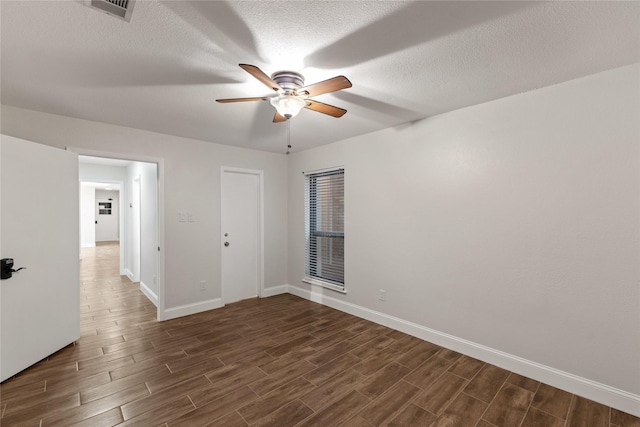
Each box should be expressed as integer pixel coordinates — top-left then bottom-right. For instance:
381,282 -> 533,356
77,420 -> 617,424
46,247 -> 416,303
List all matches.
85,0 -> 135,22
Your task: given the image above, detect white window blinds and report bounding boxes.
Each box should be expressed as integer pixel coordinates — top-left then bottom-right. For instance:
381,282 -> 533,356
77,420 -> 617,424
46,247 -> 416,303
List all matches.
304,168 -> 345,290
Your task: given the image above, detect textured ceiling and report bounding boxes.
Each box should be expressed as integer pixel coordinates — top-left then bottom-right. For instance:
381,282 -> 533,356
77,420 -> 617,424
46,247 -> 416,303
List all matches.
1,1 -> 638,153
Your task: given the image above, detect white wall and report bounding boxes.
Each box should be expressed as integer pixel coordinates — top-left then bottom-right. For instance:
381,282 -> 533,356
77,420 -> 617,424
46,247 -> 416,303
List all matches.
126,161 -> 158,302
288,64 -> 639,409
126,172 -> 141,282
1,107 -> 289,316
80,185 -> 95,247
79,163 -> 127,183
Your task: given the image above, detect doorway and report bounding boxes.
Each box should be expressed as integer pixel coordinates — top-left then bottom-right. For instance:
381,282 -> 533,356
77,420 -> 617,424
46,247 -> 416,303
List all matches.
76,151 -> 163,320
79,156 -> 128,273
221,167 -> 264,304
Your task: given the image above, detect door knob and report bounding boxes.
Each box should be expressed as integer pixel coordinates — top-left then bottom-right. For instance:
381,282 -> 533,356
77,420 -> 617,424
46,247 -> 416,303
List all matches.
224,242 -> 230,247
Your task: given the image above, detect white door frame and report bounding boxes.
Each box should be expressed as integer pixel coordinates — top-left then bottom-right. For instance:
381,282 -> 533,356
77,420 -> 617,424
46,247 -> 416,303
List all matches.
68,147 -> 165,321
130,174 -> 142,282
220,166 -> 265,303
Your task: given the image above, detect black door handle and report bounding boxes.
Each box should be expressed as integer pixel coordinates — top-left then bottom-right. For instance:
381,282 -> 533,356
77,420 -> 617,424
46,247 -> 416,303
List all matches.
1,258 -> 26,280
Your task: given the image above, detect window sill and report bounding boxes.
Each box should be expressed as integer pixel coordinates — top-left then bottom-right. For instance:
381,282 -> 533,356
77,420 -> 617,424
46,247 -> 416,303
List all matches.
302,276 -> 347,294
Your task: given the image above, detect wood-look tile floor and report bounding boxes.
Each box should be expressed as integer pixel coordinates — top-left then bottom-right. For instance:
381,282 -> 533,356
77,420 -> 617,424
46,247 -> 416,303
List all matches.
1,242 -> 638,426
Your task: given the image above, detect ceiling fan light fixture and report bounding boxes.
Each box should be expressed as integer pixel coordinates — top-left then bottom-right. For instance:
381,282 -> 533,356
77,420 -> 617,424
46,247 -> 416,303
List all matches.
270,95 -> 306,119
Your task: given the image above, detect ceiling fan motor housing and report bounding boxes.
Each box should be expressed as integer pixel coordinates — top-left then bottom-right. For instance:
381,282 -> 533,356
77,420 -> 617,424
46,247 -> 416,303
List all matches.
271,71 -> 305,93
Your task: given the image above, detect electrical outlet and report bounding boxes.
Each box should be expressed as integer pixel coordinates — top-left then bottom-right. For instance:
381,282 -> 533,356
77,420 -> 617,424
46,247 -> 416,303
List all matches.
178,212 -> 186,222
200,280 -> 206,291
188,213 -> 195,223
379,290 -> 386,301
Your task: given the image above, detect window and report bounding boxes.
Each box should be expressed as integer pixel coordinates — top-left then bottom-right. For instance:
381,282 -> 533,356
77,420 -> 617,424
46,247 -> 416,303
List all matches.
304,168 -> 345,292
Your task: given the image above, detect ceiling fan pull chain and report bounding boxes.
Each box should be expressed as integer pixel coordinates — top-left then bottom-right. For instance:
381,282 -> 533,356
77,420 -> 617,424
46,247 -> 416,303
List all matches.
286,119 -> 292,155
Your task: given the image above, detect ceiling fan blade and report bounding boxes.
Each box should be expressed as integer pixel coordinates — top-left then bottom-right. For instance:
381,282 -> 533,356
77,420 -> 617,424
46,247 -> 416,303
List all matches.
216,97 -> 267,103
239,64 -> 281,92
305,99 -> 347,118
299,76 -> 352,97
273,112 -> 287,123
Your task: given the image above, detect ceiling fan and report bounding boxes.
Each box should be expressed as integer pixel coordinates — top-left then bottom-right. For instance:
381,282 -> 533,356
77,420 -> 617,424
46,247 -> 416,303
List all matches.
216,64 -> 352,123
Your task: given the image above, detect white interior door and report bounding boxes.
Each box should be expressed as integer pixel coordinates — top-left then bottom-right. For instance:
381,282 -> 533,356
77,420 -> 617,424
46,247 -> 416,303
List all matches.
95,196 -> 119,242
221,168 -> 263,304
1,135 -> 80,382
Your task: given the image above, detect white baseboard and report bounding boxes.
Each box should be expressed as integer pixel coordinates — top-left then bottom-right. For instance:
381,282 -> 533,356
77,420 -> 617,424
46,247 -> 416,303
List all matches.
162,298 -> 224,321
81,243 -> 96,248
124,269 -> 141,283
139,281 -> 158,307
158,286 -> 287,322
286,284 -> 640,417
261,285 -> 289,298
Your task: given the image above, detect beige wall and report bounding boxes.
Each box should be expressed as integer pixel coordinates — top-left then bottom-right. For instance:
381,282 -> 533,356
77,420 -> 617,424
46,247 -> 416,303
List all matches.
287,64 -> 639,406
0,107 -> 289,314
